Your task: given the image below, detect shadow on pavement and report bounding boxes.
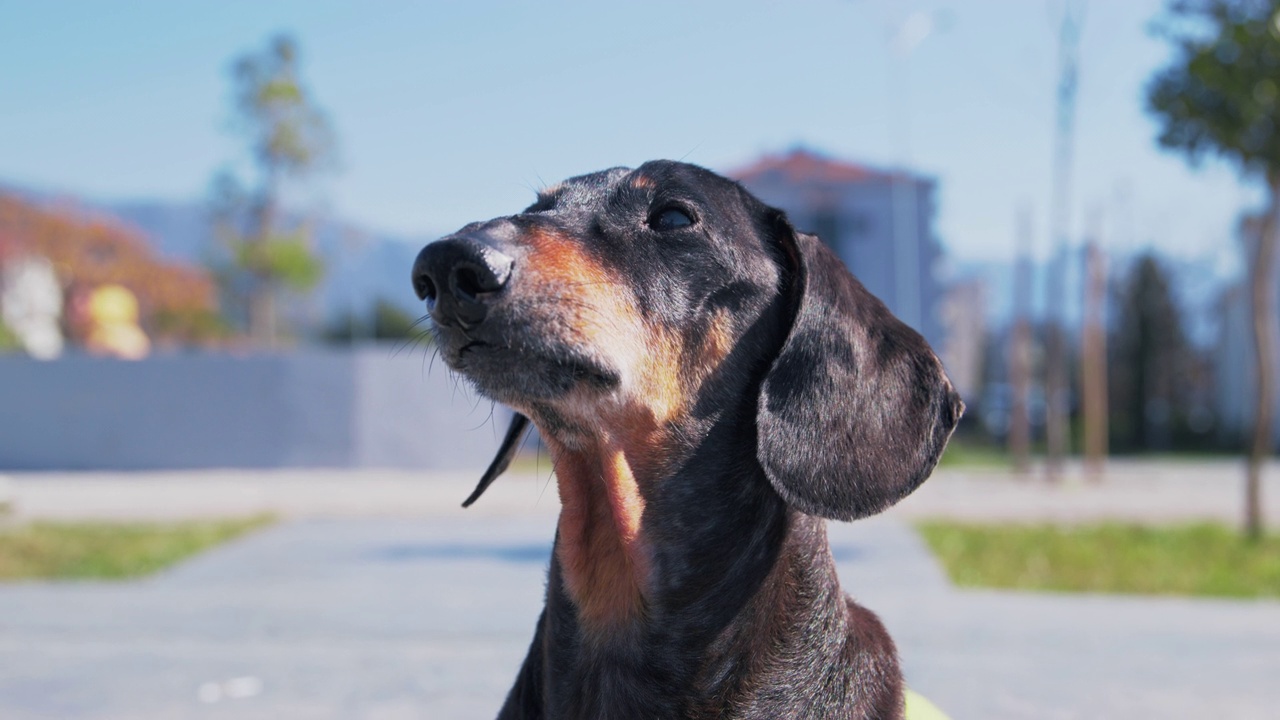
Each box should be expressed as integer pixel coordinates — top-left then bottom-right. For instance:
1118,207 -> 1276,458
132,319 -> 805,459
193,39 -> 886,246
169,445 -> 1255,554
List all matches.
368,542 -> 552,564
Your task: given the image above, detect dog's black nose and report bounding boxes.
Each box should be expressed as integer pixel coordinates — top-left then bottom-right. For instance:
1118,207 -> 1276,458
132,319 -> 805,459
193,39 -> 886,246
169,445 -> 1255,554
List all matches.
412,236 -> 514,328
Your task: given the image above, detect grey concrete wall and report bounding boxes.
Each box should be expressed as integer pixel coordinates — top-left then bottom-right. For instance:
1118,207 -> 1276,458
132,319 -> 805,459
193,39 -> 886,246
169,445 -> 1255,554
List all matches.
0,345 -> 507,471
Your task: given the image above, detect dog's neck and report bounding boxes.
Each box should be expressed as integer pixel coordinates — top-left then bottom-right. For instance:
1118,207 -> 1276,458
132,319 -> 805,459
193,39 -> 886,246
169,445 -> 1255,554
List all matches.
522,299 -> 868,712
534,314 -> 801,633
537,403 -> 852,711
544,428 -> 654,633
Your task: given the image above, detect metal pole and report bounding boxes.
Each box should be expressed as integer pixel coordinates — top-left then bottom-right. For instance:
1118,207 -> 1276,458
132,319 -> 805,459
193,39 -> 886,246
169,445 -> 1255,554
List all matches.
1044,0 -> 1086,482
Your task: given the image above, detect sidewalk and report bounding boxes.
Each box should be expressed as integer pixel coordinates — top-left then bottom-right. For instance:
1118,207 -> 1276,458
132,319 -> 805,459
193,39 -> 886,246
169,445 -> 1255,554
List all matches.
834,518 -> 1280,719
5,459 -> 1277,524
894,458 -> 1280,525
0,464 -> 1277,718
0,515 -> 555,720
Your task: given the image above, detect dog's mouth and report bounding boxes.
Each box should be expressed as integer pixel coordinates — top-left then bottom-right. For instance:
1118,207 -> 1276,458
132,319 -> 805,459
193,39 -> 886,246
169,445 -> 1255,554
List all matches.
434,321 -> 622,405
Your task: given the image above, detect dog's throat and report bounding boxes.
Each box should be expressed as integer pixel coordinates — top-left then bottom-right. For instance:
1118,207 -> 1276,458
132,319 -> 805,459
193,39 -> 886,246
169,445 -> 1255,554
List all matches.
550,438 -> 651,632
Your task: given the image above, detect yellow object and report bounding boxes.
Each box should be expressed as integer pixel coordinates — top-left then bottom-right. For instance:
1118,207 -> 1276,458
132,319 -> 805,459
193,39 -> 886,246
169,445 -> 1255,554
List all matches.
905,688 -> 951,720
87,322 -> 150,360
88,284 -> 141,325
85,284 -> 150,359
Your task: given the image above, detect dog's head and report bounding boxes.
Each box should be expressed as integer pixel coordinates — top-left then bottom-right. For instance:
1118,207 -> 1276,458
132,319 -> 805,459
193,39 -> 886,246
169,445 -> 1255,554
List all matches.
413,160 -> 961,521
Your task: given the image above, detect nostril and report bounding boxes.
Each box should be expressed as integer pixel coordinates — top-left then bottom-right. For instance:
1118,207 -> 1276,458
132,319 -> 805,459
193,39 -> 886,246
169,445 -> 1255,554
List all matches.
414,274 -> 438,303
454,266 -> 483,301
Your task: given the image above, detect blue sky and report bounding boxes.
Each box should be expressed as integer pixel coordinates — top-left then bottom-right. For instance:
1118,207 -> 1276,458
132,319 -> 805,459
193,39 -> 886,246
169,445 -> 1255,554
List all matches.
0,0 -> 1260,275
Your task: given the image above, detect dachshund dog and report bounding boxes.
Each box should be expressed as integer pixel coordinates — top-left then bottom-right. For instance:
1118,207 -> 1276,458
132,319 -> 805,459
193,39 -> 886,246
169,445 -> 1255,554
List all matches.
412,161 -> 962,719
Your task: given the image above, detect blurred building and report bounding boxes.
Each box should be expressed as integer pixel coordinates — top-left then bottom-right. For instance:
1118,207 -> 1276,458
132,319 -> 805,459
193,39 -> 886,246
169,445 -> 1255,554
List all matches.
938,278 -> 986,403
1214,280 -> 1280,445
731,148 -> 946,351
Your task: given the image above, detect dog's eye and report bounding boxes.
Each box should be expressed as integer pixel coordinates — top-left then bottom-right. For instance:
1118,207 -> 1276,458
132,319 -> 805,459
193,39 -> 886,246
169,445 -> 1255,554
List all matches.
651,207 -> 694,231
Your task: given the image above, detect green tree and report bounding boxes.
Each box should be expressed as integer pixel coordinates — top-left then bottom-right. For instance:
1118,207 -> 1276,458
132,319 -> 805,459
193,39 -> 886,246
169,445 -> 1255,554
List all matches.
1148,0 -> 1280,539
1107,254 -> 1193,452
324,299 -> 423,344
213,34 -> 334,346
0,320 -> 20,353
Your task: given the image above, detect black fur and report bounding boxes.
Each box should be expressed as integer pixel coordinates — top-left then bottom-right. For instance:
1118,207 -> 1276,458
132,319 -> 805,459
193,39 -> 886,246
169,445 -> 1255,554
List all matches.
758,214 -> 964,522
412,160 -> 963,720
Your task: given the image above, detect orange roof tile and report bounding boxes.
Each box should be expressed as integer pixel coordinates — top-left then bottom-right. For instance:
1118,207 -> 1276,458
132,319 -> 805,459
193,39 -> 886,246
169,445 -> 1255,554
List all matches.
728,147 -> 910,185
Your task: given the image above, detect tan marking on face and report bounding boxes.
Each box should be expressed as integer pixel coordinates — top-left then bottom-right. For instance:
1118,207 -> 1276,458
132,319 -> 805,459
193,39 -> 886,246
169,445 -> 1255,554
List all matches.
518,228 -> 645,392
630,174 -> 655,190
515,227 -> 748,637
631,325 -> 685,424
693,309 -> 737,377
523,227 -> 612,289
614,310 -> 736,435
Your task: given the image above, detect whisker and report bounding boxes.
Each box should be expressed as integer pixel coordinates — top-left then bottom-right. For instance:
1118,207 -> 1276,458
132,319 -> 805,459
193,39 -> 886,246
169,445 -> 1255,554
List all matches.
538,451 -> 564,508
464,398 -> 497,432
392,323 -> 434,358
425,345 -> 441,380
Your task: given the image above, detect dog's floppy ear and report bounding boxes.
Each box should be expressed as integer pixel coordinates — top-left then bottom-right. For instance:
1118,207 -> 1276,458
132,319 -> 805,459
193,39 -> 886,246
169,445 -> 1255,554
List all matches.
461,412 -> 531,508
756,212 -> 963,521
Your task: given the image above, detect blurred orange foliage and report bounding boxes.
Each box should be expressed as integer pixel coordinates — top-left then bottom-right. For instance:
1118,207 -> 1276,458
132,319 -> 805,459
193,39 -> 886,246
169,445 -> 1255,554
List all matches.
0,193 -> 221,346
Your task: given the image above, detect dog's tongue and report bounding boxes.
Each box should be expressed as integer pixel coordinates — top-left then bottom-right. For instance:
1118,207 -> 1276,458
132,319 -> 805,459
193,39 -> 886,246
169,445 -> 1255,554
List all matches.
461,413 -> 531,507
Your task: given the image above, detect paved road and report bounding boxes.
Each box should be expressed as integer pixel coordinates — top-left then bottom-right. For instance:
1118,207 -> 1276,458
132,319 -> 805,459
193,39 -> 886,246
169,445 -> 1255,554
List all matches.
0,465 -> 1277,718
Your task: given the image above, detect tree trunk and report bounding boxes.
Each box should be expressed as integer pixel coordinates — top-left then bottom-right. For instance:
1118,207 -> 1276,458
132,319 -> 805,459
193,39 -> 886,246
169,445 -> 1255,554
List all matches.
1009,316 -> 1033,476
1246,177 -> 1280,541
248,278 -> 276,348
1009,206 -> 1034,476
1081,239 -> 1108,481
247,177 -> 279,348
1045,291 -> 1069,481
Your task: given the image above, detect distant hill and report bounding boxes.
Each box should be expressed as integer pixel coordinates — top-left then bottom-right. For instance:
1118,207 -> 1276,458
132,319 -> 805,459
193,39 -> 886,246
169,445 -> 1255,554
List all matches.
106,199 -> 434,323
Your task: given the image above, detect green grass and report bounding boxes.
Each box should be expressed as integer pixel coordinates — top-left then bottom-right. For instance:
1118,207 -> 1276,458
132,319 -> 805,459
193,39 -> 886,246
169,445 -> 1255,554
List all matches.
505,452 -> 550,476
935,441 -> 1011,469
0,515 -> 275,581
916,521 -> 1280,599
